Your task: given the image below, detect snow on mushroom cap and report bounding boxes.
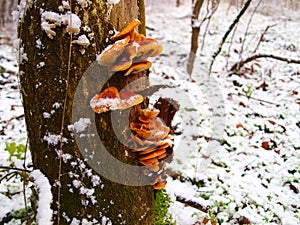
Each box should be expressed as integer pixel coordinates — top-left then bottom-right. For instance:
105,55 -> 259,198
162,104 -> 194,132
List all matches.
90,87 -> 121,113
97,36 -> 130,67
90,87 -> 143,113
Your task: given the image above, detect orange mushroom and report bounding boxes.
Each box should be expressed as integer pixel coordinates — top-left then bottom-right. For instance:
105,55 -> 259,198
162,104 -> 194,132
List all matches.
98,19 -> 163,76
138,115 -> 152,123
131,30 -> 146,42
153,180 -> 167,190
110,43 -> 138,71
119,89 -> 144,110
97,36 -> 130,67
111,19 -> 141,41
124,61 -> 152,76
134,38 -> 163,61
90,86 -> 121,113
138,149 -> 166,161
139,157 -> 159,166
90,87 -> 143,113
139,108 -> 160,119
148,164 -> 160,172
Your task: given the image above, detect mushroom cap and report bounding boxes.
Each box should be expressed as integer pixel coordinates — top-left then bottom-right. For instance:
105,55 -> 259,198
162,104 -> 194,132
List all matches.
98,36 -> 130,67
134,38 -> 163,61
119,89 -> 144,110
130,133 -> 157,147
139,108 -> 160,119
111,44 -> 138,71
157,152 -> 167,160
124,61 -> 152,76
134,127 -> 152,139
137,146 -> 159,155
90,87 -> 143,113
148,164 -> 160,172
138,115 -> 152,123
131,30 -> 146,42
111,19 -> 141,41
90,86 -> 121,113
139,157 -> 159,166
153,180 -> 167,190
138,149 -> 166,161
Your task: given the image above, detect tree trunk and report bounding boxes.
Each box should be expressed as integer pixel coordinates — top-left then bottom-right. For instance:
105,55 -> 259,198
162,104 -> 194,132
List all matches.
187,0 -> 205,75
18,0 -> 156,224
0,0 -> 17,26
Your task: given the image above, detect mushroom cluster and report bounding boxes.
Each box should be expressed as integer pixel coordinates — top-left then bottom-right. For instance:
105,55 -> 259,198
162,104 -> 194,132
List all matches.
91,20 -> 173,189
97,19 -> 162,76
90,86 -> 144,113
129,107 -> 174,189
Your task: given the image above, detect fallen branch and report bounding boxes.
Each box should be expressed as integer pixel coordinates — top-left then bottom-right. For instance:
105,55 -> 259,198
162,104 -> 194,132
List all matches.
230,53 -> 300,72
175,195 -> 210,213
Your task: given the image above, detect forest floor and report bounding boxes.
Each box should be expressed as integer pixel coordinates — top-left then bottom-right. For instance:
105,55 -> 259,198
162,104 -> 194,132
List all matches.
0,0 -> 300,224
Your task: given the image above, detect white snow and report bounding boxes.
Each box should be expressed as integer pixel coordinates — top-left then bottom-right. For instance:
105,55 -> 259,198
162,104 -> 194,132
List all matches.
72,34 -> 90,46
77,0 -> 91,8
41,11 -> 82,38
31,170 -> 53,225
107,0 -> 120,4
68,118 -> 91,133
43,133 -> 68,146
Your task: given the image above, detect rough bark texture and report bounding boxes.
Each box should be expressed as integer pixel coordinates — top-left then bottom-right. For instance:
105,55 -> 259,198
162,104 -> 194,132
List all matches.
19,0 -> 155,224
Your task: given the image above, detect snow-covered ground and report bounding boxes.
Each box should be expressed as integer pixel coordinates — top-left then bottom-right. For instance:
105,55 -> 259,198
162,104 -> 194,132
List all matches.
0,0 -> 299,224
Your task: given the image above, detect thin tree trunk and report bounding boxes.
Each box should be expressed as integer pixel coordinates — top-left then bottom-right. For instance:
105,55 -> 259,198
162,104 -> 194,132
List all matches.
18,0 -> 156,224
187,0 -> 205,75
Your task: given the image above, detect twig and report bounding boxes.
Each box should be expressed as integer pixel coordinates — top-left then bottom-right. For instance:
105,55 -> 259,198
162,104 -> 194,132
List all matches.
209,0 -> 253,74
230,53 -> 300,72
175,195 -> 210,213
252,24 -> 277,53
23,138 -> 29,220
57,1 -> 73,223
231,93 -> 280,106
239,0 -> 262,58
0,166 -> 31,173
200,0 -> 219,51
225,22 -> 238,70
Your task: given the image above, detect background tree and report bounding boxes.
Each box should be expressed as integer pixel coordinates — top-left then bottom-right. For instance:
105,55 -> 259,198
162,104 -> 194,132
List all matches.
18,0 -> 163,224
0,0 -> 17,26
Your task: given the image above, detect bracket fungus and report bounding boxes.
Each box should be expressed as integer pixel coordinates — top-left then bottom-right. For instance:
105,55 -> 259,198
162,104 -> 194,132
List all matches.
92,20 -> 174,190
97,19 -> 163,77
90,86 -> 143,113
128,107 -> 174,189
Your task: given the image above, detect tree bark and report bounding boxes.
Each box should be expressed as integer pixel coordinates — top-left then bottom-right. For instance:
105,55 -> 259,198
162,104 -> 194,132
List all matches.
18,0 -> 156,224
187,0 -> 205,75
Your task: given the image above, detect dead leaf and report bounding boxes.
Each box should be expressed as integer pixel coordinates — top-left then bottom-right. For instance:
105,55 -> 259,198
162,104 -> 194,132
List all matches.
236,123 -> 244,129
261,141 -> 271,150
267,119 -> 276,125
203,217 -> 210,224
